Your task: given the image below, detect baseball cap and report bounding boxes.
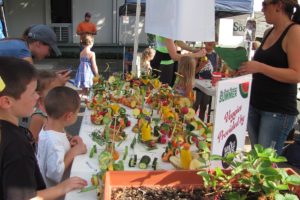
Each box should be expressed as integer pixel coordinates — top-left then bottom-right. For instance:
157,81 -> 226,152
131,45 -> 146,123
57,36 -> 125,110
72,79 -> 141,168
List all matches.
27,24 -> 61,56
85,12 -> 92,17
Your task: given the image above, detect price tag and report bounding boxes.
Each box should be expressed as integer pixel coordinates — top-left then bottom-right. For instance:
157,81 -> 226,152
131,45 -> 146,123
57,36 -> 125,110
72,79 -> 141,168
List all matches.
122,16 -> 129,24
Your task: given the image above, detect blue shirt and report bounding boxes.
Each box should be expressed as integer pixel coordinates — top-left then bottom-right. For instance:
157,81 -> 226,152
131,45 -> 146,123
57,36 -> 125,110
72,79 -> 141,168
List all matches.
0,39 -> 31,59
125,52 -> 133,62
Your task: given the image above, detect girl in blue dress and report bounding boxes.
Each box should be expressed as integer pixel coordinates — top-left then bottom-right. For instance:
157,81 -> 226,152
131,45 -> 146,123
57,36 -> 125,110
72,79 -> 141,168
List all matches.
75,34 -> 99,97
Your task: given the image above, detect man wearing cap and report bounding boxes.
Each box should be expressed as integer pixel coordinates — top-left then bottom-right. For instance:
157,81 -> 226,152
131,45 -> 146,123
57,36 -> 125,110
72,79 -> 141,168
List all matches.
76,12 -> 97,42
0,24 -> 61,63
0,24 -> 69,85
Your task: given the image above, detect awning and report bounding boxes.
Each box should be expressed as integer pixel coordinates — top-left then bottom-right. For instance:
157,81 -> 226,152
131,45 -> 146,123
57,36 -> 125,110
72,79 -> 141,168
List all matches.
120,0 -> 254,17
216,0 -> 254,18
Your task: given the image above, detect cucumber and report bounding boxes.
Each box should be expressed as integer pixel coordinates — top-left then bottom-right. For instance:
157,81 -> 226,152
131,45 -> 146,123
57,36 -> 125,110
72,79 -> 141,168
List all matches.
139,155 -> 151,169
152,157 -> 158,170
128,154 -> 137,167
186,135 -> 194,144
89,145 -> 97,158
130,137 -> 137,149
122,146 -> 128,161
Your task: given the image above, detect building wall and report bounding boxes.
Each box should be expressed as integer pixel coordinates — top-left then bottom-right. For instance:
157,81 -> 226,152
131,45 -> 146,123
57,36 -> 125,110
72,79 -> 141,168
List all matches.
72,0 -> 115,44
3,0 -> 147,45
4,0 -> 45,38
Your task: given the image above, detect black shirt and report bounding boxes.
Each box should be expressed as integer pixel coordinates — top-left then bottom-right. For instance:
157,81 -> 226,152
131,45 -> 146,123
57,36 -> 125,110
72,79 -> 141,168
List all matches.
0,120 -> 46,200
251,23 -> 298,115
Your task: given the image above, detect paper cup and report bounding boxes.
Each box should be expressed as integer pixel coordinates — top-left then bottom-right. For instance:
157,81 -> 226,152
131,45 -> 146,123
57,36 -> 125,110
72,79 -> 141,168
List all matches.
211,72 -> 222,87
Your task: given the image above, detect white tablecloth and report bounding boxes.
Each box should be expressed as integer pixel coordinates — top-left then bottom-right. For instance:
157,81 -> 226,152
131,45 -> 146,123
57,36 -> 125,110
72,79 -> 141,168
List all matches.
194,79 -> 216,97
65,107 -> 176,200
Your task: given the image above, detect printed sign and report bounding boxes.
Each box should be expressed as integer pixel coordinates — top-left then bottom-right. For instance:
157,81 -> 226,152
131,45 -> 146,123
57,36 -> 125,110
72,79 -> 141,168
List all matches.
122,16 -> 129,24
145,0 -> 215,42
211,75 -> 252,168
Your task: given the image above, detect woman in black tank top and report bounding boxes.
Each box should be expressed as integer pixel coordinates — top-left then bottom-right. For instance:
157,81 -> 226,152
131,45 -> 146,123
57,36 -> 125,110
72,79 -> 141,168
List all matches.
238,0 -> 300,155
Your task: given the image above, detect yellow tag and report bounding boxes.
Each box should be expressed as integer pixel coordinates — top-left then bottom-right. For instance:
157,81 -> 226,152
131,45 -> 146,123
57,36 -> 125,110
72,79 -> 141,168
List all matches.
0,77 -> 5,92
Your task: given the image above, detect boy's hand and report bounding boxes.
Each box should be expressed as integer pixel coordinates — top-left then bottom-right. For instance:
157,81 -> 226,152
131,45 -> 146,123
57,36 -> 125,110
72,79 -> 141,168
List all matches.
69,135 -> 83,147
71,141 -> 87,155
59,176 -> 87,194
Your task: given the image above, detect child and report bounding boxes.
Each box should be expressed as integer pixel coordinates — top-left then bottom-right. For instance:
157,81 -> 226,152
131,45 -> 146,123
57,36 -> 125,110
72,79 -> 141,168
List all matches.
173,56 -> 196,101
28,70 -> 60,141
74,34 -> 99,97
140,47 -> 155,75
0,57 -> 87,200
194,41 -> 220,121
124,47 -> 133,73
37,86 -> 87,187
195,41 -> 218,79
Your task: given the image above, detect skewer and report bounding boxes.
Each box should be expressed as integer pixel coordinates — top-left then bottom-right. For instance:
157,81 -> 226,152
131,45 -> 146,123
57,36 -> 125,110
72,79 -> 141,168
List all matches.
175,72 -> 184,78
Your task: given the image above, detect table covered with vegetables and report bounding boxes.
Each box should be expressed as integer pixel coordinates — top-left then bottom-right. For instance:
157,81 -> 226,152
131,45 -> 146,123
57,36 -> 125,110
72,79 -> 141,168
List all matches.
65,73 -> 213,200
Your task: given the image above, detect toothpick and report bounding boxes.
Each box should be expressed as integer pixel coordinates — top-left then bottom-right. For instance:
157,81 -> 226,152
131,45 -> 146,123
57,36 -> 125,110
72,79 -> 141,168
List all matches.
175,72 -> 184,78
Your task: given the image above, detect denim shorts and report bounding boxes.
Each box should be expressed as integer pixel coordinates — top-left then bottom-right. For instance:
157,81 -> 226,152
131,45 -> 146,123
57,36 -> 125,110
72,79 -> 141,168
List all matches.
247,105 -> 297,155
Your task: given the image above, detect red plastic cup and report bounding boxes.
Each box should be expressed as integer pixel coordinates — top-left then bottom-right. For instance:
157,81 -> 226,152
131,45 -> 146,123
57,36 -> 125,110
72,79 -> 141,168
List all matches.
211,72 -> 222,87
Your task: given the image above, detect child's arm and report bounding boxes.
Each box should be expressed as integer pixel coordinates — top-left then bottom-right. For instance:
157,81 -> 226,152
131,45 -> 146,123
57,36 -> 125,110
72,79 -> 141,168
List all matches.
90,52 -> 99,76
64,140 -> 87,169
69,135 -> 83,147
36,177 -> 87,199
28,114 -> 45,142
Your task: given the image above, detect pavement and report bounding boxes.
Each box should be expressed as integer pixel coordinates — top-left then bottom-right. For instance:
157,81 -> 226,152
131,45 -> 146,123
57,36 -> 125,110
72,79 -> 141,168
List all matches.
34,58 -> 300,174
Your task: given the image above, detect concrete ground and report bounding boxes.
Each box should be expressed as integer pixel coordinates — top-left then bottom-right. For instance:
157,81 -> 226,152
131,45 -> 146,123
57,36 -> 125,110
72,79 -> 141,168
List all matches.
34,58 -> 300,174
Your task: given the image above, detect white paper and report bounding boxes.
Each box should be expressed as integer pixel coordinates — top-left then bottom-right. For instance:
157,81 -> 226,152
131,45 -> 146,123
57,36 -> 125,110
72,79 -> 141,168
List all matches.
145,0 -> 215,42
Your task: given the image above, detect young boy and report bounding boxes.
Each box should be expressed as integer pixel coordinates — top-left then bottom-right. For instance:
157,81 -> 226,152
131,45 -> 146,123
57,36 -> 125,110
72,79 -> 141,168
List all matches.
0,57 -> 87,200
37,86 -> 87,187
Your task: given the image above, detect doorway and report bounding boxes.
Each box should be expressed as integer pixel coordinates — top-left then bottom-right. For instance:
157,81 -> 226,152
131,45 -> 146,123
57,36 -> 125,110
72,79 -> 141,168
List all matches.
51,0 -> 71,23
50,0 -> 72,43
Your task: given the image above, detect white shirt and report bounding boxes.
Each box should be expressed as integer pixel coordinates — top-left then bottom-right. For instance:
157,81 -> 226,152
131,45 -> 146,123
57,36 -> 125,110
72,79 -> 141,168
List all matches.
37,128 -> 71,187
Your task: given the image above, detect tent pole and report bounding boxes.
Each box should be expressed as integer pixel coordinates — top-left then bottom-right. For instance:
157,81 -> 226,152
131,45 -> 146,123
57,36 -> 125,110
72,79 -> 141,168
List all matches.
132,0 -> 141,77
122,3 -> 128,76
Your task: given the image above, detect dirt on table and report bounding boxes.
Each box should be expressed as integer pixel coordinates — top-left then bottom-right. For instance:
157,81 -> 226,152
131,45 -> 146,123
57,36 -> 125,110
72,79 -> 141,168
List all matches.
110,186 -> 275,200
111,186 -> 207,200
